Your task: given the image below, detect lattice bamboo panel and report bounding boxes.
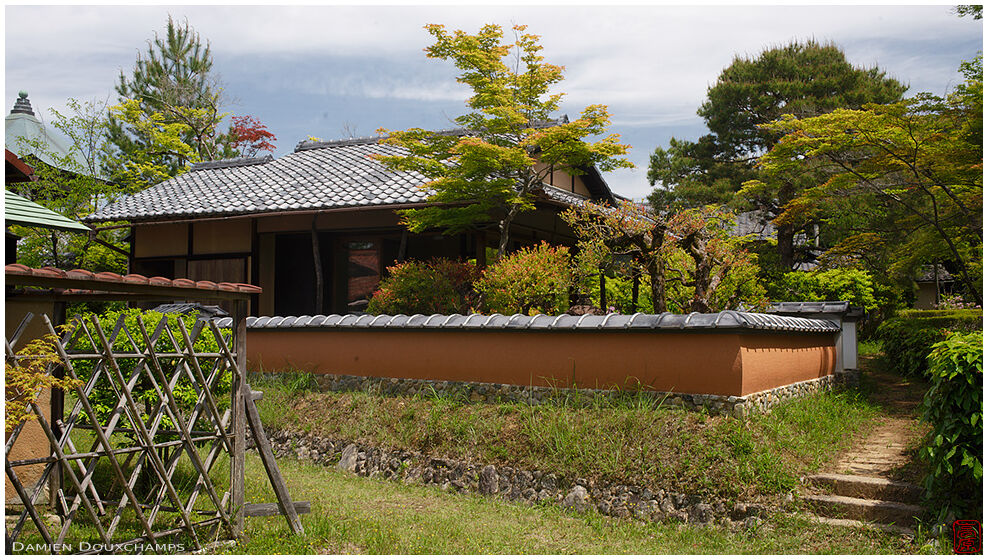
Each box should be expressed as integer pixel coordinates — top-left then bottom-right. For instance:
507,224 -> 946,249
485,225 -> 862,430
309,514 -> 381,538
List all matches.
4,311 -> 294,553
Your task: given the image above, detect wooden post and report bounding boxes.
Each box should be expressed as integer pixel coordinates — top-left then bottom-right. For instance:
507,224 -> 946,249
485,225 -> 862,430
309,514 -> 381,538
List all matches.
397,230 -> 408,264
50,303 -> 66,512
230,300 -> 248,536
243,384 -> 303,535
311,217 -> 324,314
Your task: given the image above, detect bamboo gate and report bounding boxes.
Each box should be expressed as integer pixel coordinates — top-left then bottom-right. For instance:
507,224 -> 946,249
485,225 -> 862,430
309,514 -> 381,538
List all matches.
5,266 -> 306,553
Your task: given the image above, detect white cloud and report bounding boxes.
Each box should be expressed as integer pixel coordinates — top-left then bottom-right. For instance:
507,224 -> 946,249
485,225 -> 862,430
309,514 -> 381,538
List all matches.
5,4 -> 981,199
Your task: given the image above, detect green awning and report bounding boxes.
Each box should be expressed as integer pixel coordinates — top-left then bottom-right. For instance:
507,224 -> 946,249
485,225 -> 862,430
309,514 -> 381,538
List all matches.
5,190 -> 91,233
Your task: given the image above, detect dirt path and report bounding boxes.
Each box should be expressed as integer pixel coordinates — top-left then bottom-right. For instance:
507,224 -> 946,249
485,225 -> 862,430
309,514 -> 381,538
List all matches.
833,356 -> 929,484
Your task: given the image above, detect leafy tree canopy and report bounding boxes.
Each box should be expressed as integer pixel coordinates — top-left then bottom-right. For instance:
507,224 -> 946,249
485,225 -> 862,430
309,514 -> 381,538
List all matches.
376,24 -> 633,259
648,40 -> 908,271
748,55 -> 983,304
563,201 -> 764,313
9,98 -> 129,272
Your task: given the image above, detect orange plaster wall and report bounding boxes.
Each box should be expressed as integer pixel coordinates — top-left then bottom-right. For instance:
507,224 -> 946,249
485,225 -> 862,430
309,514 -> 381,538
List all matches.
248,330 -> 838,398
248,330 -> 747,396
738,333 -> 837,395
5,302 -> 55,503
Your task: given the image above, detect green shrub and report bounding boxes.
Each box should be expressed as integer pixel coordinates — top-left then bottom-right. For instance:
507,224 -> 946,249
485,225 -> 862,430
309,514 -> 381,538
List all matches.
70,308 -> 230,434
366,259 -> 479,315
875,309 -> 982,378
768,268 -> 878,311
476,242 -> 572,315
581,273 -> 654,314
920,331 -> 983,523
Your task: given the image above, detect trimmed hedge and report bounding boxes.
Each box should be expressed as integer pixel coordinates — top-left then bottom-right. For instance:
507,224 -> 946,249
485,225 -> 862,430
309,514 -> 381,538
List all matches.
366,259 -> 480,316
475,242 -> 573,315
874,309 -> 982,378
920,331 -> 983,523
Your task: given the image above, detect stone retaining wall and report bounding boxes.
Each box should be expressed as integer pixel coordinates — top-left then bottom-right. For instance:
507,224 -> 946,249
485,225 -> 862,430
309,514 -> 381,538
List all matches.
260,430 -> 778,530
253,368 -> 860,418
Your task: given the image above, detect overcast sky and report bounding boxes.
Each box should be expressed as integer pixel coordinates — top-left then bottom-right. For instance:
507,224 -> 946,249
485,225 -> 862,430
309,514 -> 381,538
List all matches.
5,3 -> 983,199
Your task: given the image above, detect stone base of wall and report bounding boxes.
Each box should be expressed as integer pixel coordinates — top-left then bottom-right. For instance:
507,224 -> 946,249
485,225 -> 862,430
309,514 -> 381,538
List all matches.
252,369 -> 860,418
259,430 -> 779,530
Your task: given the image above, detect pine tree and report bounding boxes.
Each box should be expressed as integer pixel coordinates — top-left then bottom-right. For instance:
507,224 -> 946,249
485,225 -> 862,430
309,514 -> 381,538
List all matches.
105,16 -> 235,185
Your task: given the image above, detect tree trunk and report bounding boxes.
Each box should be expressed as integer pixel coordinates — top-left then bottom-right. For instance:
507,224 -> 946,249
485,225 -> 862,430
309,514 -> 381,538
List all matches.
50,232 -> 59,269
647,259 -> 667,313
496,205 -> 520,261
777,222 -> 796,271
647,221 -> 668,313
631,271 -> 640,313
776,181 -> 797,270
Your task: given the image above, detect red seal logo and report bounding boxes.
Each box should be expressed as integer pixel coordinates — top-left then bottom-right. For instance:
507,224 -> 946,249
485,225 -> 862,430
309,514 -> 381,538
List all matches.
953,520 -> 982,554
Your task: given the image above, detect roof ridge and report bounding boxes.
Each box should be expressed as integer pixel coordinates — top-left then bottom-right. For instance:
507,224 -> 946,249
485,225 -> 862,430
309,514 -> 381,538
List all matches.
190,154 -> 274,172
293,118 -> 570,153
295,136 -> 384,152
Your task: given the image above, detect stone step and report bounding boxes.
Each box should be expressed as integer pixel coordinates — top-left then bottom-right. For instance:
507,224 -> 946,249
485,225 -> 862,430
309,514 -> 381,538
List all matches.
803,494 -> 924,526
805,514 -> 915,536
807,473 -> 923,503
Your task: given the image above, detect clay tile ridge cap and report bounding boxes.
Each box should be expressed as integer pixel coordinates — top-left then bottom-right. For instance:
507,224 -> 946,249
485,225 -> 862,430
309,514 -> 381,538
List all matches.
172,278 -> 196,288
122,274 -> 149,284
6,263 -> 32,273
235,283 -> 262,294
67,269 -> 97,280
217,282 -> 238,292
36,267 -> 67,278
95,272 -> 124,282
149,276 -> 172,286
195,280 -> 218,290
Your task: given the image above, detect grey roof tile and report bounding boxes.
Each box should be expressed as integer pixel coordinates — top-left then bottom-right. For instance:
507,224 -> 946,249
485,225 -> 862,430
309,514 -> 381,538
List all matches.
86,130 -> 604,223
242,311 -> 839,333
86,140 -> 431,222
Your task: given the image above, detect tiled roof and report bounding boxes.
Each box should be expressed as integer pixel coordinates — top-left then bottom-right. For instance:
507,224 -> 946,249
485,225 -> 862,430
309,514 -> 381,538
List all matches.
769,301 -> 864,320
4,263 -> 261,295
540,184 -> 588,206
151,302 -> 230,318
6,92 -> 94,175
87,140 -> 428,222
218,310 -> 839,333
87,126 -> 608,223
769,301 -> 851,315
5,190 -> 91,232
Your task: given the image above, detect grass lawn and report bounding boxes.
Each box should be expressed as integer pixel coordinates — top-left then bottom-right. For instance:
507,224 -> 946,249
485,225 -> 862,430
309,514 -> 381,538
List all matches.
226,453 -> 942,555
252,373 -> 884,501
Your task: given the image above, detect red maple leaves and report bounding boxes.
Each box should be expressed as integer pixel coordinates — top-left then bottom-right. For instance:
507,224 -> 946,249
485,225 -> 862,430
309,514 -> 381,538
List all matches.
230,115 -> 277,158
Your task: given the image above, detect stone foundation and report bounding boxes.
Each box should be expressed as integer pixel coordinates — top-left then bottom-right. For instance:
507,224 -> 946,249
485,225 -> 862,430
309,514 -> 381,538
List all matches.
253,369 -> 860,418
259,430 -> 777,530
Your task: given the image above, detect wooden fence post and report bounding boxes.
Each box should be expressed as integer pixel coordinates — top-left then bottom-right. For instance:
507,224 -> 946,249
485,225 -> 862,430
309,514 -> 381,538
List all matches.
230,300 -> 248,536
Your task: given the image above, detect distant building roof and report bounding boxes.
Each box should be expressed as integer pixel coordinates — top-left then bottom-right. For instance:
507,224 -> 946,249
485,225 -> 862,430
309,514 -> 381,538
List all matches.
152,302 -> 230,319
733,210 -> 777,240
86,128 -> 615,223
5,189 -> 91,233
5,91 -> 90,174
5,149 -> 36,182
768,301 -> 864,320
916,264 -> 954,283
